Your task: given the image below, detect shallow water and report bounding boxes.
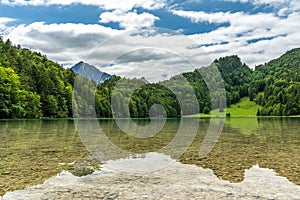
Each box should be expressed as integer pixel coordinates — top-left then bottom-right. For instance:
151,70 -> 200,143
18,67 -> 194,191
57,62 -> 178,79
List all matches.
0,117 -> 300,196
3,153 -> 300,199
0,119 -> 88,195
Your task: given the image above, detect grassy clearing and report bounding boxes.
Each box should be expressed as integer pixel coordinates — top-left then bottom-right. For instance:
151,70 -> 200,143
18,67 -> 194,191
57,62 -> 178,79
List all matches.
186,97 -> 262,118
221,97 -> 262,116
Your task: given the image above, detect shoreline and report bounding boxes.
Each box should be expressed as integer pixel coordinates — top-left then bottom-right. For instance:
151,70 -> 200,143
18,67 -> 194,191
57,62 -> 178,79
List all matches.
0,115 -> 299,121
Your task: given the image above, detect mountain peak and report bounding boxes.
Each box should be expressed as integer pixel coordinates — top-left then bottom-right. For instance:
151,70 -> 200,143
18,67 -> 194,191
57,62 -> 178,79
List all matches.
71,62 -> 112,84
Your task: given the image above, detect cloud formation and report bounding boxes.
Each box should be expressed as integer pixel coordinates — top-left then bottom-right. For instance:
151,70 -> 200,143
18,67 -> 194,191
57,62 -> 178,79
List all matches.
171,8 -> 300,66
171,10 -> 233,24
224,0 -> 300,15
6,22 -> 121,65
1,0 -> 166,11
0,17 -> 14,31
100,10 -> 159,29
0,0 -> 299,77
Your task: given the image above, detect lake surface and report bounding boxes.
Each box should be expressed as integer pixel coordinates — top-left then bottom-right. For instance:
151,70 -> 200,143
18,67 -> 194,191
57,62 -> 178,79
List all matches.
0,117 -> 300,197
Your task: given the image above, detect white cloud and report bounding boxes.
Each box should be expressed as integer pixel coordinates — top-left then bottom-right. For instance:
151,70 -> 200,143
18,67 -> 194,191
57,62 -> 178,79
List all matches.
5,22 -> 121,64
0,17 -> 15,30
1,0 -> 299,78
180,10 -> 300,67
100,10 -> 159,29
2,10 -> 299,77
0,0 -> 166,11
0,17 -> 14,24
1,0 -> 162,30
95,48 -> 201,82
224,0 -> 300,14
3,22 -> 206,82
171,10 -> 233,24
171,10 -> 280,26
94,0 -> 165,11
224,0 -> 289,5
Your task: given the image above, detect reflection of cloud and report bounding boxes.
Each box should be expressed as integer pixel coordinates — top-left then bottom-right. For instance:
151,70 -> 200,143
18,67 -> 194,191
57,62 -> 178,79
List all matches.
4,162 -> 300,199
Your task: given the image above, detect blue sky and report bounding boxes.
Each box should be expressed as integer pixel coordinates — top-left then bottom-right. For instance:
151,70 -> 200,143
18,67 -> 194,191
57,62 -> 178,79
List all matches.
0,0 -> 299,79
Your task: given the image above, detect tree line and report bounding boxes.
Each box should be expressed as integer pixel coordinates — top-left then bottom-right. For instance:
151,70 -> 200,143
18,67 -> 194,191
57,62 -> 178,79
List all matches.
0,37 -> 299,118
0,38 -> 74,118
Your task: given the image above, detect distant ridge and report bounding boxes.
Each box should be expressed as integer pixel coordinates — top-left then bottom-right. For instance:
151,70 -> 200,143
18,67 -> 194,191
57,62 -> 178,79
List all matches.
71,61 -> 112,84
133,76 -> 149,84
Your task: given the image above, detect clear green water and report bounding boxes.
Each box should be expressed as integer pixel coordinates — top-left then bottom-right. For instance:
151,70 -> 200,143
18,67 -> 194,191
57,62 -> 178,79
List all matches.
0,117 -> 300,195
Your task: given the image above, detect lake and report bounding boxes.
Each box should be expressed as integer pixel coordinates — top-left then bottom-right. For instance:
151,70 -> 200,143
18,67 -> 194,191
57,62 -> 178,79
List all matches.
0,117 -> 300,197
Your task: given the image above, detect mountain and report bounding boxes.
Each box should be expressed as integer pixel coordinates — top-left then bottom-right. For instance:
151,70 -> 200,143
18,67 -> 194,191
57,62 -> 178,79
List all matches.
252,48 -> 300,116
0,37 -> 299,118
94,49 -> 300,118
133,77 -> 149,84
71,61 -> 112,84
214,55 -> 253,105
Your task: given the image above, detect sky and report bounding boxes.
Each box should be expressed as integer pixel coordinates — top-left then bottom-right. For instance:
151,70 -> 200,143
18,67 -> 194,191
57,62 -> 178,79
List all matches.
0,0 -> 299,81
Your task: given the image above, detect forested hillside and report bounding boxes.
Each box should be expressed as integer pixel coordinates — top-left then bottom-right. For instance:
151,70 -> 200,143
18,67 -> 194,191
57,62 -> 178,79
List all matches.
0,37 -> 299,118
253,48 -> 300,116
214,55 -> 253,106
0,37 -> 74,118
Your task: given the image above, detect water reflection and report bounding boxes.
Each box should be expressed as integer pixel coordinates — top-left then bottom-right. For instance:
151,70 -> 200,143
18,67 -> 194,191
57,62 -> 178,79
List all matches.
100,152 -> 176,173
0,117 -> 300,196
101,117 -> 300,185
180,117 -> 300,185
3,152 -> 300,199
0,119 -> 88,196
98,117 -> 300,186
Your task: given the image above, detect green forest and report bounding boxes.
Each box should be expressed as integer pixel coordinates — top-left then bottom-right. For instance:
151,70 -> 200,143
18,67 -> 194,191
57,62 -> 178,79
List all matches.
0,37 -> 299,118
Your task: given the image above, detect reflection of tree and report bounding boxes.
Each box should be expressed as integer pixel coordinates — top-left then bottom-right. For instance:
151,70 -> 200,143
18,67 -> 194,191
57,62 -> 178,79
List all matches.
179,118 -> 300,185
100,119 -> 180,154
89,118 -> 300,185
